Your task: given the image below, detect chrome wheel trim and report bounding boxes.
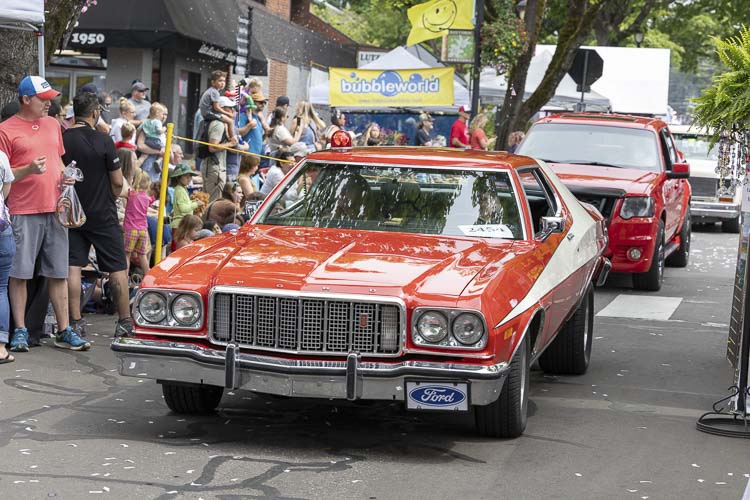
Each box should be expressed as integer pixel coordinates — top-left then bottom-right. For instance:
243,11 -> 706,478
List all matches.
657,237 -> 665,281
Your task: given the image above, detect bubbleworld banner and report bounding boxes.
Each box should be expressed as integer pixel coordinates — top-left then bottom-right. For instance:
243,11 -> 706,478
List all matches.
329,68 -> 455,107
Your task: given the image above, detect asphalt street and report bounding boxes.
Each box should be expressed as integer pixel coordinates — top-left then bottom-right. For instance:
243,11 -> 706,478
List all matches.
0,224 -> 749,500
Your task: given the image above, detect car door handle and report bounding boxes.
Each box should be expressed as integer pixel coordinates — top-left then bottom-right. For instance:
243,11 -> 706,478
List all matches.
567,232 -> 575,241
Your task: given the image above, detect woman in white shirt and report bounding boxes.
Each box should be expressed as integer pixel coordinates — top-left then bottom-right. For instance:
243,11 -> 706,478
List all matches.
266,107 -> 302,155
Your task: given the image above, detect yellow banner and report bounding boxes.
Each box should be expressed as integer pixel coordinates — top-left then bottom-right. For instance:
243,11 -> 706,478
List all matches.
407,0 -> 475,46
329,67 -> 455,107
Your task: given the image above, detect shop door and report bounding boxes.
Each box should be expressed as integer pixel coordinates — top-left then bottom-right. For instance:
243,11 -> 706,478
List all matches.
178,71 -> 202,155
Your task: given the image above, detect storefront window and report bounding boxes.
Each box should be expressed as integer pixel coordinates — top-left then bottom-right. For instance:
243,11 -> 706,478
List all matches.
45,70 -> 107,107
46,71 -> 71,106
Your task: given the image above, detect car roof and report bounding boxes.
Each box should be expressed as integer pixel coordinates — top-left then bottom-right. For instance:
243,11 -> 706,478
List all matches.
305,146 -> 537,170
537,112 -> 666,130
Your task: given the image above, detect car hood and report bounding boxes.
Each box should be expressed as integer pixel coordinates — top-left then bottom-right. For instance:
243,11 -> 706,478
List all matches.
549,163 -> 660,196
146,226 -> 519,302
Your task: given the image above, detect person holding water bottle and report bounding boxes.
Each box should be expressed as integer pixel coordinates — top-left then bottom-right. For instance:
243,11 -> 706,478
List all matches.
0,76 -> 83,353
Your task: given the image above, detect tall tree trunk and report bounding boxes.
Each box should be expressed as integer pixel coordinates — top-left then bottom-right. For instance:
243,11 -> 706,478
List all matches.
494,0 -> 604,150
494,0 -> 546,150
0,0 -> 88,107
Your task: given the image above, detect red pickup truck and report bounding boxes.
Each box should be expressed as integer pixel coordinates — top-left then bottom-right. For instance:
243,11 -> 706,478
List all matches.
517,113 -> 691,291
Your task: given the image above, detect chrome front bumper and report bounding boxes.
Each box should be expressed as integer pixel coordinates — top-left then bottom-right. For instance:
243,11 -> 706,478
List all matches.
690,200 -> 740,220
111,338 -> 509,406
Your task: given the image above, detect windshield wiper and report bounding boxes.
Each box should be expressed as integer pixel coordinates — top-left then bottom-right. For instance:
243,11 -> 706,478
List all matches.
560,160 -> 623,168
535,158 -> 560,163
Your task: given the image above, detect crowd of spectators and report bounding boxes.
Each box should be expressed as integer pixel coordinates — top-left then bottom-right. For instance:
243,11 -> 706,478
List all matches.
0,69 -> 510,364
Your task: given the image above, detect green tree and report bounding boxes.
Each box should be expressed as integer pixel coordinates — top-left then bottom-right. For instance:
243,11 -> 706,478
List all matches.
0,0 -> 89,106
692,27 -> 750,136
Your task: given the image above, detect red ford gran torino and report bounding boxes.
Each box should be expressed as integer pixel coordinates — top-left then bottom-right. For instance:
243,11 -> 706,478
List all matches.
517,113 -> 691,291
112,147 -> 609,438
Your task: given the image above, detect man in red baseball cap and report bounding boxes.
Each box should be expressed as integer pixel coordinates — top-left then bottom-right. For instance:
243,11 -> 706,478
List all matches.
0,76 -> 87,352
450,105 -> 471,148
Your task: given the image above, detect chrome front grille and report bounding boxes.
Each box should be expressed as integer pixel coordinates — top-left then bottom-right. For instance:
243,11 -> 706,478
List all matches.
210,289 -> 403,356
688,177 -> 718,198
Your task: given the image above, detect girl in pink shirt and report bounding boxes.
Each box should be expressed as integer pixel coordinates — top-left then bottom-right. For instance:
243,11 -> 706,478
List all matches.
122,175 -> 154,273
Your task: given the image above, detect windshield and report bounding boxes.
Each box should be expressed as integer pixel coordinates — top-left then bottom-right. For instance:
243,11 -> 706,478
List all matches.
672,134 -> 718,161
517,123 -> 661,172
256,162 -> 524,239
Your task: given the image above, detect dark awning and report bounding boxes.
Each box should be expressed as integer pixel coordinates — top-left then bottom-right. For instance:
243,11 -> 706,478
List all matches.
69,0 -> 266,72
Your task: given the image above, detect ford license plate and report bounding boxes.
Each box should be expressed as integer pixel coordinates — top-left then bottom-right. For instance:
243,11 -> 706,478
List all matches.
406,381 -> 469,411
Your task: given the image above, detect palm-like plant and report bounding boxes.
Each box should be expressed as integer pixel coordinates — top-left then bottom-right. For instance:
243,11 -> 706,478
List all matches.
693,26 -> 750,138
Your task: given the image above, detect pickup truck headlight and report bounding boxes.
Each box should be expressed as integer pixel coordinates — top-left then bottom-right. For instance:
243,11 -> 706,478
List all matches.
620,196 -> 655,219
139,292 -> 167,323
171,295 -> 201,325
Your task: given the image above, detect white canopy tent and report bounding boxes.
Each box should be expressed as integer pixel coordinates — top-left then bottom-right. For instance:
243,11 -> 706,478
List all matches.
309,46 -> 471,111
0,0 -> 45,76
480,48 -> 612,112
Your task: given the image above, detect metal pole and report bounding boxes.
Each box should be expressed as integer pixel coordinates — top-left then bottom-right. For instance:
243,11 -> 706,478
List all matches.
37,28 -> 45,77
738,194 -> 750,415
154,123 -> 175,265
470,0 -> 485,119
579,50 -> 589,109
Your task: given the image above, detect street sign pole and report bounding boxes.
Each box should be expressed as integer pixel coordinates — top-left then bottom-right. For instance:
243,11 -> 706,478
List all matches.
577,50 -> 589,112
470,0 -> 484,119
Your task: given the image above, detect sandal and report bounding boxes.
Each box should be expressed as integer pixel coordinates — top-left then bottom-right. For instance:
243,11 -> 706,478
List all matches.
0,352 -> 15,364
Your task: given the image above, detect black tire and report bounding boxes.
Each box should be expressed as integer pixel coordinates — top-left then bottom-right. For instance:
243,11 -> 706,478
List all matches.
666,212 -> 690,267
475,336 -> 529,438
722,216 -> 740,234
633,220 -> 665,291
161,382 -> 223,414
538,287 -> 593,375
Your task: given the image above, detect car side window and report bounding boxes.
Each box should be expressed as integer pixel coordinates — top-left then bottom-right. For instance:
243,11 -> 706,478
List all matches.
660,129 -> 677,168
518,168 -> 557,236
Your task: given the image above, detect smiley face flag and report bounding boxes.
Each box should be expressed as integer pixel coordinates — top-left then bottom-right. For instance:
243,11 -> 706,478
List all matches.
407,0 -> 475,46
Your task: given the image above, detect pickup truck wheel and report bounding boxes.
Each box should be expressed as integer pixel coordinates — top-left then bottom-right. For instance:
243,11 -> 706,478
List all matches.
161,382 -> 223,414
474,336 -> 529,438
722,216 -> 740,233
633,220 -> 665,291
666,212 -> 690,267
538,287 -> 593,375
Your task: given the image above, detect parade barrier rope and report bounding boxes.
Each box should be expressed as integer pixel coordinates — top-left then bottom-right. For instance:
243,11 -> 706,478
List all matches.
171,134 -> 296,164
153,125 -> 296,265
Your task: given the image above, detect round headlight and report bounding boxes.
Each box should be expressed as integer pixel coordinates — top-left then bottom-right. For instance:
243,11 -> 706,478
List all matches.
171,294 -> 201,326
417,311 -> 448,342
139,292 -> 167,323
452,313 -> 485,345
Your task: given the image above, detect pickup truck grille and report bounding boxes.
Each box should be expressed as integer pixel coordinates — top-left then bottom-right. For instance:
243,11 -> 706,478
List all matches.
574,195 -> 618,220
688,177 -> 718,198
210,290 -> 403,356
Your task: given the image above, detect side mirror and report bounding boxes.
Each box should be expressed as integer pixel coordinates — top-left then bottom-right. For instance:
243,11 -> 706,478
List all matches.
667,162 -> 690,179
538,216 -> 565,241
